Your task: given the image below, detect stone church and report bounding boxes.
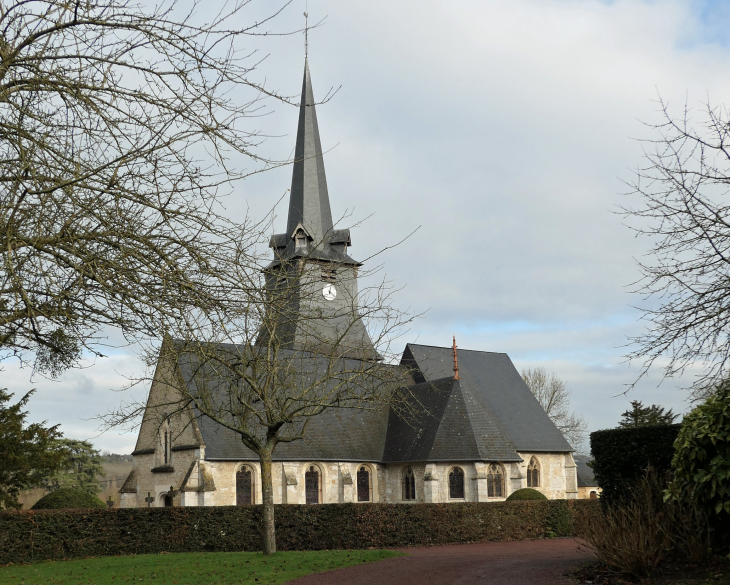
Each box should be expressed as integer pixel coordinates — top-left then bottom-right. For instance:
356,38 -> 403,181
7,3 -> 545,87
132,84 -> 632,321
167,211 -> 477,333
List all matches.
120,59 -> 577,508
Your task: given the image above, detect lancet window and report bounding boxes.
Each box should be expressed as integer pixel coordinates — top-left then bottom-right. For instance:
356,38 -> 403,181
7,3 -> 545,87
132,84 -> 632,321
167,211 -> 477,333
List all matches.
487,464 -> 504,498
236,466 -> 254,506
527,457 -> 540,488
357,466 -> 371,502
402,467 -> 416,501
305,466 -> 320,504
449,467 -> 465,499
161,417 -> 172,465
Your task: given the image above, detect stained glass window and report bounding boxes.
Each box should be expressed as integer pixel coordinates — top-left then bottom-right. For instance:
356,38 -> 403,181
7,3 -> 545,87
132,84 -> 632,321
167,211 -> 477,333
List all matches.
449,467 -> 464,499
487,464 -> 504,498
305,466 -> 319,504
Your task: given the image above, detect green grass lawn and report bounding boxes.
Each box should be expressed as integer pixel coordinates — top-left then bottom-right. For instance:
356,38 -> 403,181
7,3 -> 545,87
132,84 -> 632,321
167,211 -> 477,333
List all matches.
0,549 -> 403,585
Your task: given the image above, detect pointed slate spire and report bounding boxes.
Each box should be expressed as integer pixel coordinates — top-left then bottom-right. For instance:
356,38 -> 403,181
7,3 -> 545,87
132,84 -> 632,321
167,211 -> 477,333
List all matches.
286,59 -> 334,247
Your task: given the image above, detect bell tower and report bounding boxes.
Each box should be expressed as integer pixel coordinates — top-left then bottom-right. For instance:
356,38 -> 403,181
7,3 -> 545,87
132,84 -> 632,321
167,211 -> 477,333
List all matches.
262,59 -> 378,361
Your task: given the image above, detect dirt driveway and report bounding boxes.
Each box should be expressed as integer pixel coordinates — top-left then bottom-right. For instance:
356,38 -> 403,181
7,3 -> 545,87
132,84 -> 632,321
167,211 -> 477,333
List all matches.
289,538 -> 592,585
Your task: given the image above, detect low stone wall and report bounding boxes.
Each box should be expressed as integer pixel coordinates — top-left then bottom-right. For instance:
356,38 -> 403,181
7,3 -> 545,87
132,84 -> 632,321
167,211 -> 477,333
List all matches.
0,500 -> 599,564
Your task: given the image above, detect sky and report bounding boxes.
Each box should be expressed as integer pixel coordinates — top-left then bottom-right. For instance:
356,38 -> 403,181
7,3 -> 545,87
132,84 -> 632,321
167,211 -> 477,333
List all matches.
6,0 -> 730,454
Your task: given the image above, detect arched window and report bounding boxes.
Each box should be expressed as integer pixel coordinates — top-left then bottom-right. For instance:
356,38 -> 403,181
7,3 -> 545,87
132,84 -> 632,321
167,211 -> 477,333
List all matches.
527,457 -> 540,488
305,466 -> 320,504
402,467 -> 416,501
357,466 -> 371,502
236,466 -> 254,506
487,463 -> 504,498
448,467 -> 465,499
589,491 -> 598,500
163,493 -> 173,507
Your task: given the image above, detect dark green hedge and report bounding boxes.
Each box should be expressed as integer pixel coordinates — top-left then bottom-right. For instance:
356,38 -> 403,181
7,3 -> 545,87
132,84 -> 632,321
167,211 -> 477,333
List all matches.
32,488 -> 106,510
0,501 -> 599,564
590,424 -> 681,506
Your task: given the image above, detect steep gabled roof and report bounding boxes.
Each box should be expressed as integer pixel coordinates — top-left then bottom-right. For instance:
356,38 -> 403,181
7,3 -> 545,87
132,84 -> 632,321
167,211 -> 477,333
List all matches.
401,344 -> 573,453
174,343 -> 407,462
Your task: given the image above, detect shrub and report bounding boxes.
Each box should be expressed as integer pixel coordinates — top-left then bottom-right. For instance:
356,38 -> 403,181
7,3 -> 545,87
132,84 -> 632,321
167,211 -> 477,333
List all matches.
31,487 -> 106,510
578,469 -> 711,578
506,488 -> 547,501
670,386 -> 730,521
0,500 -> 600,564
590,424 -> 680,507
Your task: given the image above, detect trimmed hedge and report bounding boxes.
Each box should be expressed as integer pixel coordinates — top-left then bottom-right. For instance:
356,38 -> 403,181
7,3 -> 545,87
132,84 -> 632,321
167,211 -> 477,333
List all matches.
32,488 -> 106,510
0,501 -> 599,564
590,424 -> 681,507
506,488 -> 547,501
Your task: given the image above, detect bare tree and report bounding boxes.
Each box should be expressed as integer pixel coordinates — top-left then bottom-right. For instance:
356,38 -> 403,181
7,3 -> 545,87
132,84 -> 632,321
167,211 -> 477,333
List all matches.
624,97 -> 730,397
521,366 -> 587,450
0,0 -> 294,375
106,235 -> 418,554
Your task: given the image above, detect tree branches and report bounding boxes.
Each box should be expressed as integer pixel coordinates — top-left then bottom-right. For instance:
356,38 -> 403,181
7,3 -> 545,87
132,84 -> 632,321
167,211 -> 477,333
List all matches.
624,97 -> 730,395
0,0 -> 291,373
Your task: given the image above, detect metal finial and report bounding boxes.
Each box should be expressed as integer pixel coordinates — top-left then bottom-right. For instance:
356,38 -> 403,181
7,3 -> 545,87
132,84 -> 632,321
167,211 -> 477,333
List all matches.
452,335 -> 460,380
304,9 -> 308,58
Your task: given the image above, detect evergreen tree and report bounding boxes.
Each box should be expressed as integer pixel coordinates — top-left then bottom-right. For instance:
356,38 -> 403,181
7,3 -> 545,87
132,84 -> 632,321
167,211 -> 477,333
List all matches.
43,439 -> 105,495
0,389 -> 65,509
619,400 -> 679,427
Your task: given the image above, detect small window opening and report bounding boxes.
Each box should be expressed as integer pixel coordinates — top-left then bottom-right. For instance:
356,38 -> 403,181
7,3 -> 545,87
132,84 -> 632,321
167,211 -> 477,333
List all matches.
236,466 -> 253,505
449,467 -> 465,499
161,417 -> 171,465
527,457 -> 540,488
402,467 -> 416,501
295,234 -> 307,250
321,268 -> 336,282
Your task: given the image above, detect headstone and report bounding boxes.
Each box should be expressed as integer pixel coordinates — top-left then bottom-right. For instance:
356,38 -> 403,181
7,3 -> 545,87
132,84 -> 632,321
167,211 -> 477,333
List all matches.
145,492 -> 155,507
106,495 -> 114,508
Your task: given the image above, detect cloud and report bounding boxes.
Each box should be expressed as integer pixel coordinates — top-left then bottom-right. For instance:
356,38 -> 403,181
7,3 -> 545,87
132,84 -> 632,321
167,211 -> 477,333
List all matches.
13,0 -> 730,450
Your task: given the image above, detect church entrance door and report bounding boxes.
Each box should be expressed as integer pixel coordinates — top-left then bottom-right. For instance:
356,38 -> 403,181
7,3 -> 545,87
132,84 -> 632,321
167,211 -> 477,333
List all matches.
236,467 -> 253,505
163,494 -> 173,507
305,466 -> 319,504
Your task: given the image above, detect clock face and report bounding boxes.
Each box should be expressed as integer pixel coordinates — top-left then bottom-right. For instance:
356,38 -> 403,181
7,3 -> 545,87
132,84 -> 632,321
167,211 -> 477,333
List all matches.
322,284 -> 337,301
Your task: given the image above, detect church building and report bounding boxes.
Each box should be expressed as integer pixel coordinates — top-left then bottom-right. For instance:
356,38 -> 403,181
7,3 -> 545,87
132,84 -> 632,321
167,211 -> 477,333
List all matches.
120,59 -> 577,508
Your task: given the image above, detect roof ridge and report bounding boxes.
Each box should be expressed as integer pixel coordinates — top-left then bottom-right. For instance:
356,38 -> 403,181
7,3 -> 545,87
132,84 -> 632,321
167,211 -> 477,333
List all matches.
405,342 -> 507,356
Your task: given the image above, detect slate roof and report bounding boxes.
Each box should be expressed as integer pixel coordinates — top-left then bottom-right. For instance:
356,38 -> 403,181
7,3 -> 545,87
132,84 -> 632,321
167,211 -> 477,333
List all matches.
383,377 -> 521,462
175,343 -> 404,462
268,59 -> 358,266
175,341 -> 572,464
400,344 -> 573,453
574,455 -> 598,488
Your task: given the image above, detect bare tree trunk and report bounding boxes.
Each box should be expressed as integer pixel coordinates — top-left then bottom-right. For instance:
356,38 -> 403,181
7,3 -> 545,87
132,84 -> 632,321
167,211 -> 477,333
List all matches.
259,446 -> 276,554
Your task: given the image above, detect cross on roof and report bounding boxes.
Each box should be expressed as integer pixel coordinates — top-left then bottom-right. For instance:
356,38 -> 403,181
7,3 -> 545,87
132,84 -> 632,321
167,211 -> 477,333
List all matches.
144,492 -> 155,507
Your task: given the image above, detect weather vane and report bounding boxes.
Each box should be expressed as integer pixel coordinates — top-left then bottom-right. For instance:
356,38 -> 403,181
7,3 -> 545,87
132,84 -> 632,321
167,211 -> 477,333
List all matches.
304,6 -> 309,58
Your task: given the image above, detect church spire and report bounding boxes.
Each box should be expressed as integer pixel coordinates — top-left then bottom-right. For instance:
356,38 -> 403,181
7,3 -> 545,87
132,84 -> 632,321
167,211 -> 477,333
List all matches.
286,59 -> 334,248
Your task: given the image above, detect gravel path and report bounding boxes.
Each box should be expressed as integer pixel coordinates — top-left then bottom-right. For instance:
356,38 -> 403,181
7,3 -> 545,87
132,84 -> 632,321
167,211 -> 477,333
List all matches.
288,538 -> 593,585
